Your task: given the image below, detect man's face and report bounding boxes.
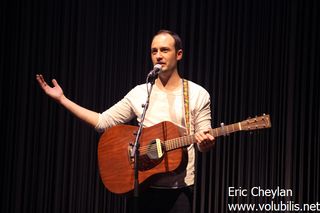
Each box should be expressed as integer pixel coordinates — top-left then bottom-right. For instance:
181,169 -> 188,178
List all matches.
151,33 -> 182,73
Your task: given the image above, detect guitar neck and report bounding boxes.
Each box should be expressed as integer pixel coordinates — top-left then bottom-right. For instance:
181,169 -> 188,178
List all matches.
164,114 -> 271,151
164,123 -> 241,151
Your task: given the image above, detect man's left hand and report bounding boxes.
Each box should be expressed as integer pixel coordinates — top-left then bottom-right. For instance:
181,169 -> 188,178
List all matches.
194,131 -> 215,152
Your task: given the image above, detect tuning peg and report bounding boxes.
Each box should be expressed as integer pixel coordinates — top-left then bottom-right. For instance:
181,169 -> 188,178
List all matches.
220,122 -> 227,136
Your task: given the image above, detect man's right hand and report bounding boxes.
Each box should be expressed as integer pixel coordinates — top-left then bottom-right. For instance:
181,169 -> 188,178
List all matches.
36,74 -> 65,103
36,74 -> 99,128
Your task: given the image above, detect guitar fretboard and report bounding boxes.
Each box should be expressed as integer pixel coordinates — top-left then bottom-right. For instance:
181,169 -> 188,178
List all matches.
164,122 -> 242,151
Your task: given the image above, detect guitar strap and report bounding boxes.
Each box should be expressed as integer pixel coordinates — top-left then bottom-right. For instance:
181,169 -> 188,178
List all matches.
183,79 -> 191,135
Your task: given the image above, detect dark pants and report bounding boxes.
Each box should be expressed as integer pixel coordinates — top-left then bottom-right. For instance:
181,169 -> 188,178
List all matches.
127,186 -> 194,213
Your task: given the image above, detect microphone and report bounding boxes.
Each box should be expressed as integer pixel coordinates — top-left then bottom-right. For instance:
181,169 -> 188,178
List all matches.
147,64 -> 162,78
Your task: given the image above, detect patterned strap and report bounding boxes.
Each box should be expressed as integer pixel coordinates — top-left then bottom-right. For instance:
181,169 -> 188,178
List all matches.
183,79 -> 191,135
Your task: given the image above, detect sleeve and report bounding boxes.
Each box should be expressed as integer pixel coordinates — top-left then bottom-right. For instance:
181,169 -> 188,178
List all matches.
193,89 -> 212,133
95,91 -> 136,132
193,89 -> 213,152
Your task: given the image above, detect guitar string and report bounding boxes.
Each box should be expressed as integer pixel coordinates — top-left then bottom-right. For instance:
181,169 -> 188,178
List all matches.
137,127 -> 221,154
132,118 -> 268,154
135,126 -> 226,154
136,124 -> 239,154
137,139 -> 182,154
135,128 -> 220,154
138,139 -> 187,154
137,135 -> 196,154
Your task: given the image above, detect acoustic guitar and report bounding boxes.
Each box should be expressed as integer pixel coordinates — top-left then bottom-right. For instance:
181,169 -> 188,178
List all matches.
98,114 -> 271,195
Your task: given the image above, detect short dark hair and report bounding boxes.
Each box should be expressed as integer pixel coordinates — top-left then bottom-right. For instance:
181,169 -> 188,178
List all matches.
154,30 -> 183,52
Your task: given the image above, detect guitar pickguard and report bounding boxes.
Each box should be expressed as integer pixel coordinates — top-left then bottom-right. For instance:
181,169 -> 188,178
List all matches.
128,139 -> 166,171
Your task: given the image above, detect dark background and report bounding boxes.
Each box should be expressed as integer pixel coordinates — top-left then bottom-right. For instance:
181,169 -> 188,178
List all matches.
1,0 -> 319,212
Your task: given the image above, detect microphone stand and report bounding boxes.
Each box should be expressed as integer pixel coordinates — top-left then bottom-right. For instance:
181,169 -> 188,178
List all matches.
131,72 -> 158,213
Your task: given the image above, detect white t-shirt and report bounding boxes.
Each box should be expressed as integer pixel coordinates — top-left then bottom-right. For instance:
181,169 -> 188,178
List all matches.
95,79 -> 212,187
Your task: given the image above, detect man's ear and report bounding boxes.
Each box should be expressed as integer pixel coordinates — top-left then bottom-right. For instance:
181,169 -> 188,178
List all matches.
176,49 -> 183,61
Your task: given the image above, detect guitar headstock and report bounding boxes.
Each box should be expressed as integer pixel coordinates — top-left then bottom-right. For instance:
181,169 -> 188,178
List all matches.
240,114 -> 271,131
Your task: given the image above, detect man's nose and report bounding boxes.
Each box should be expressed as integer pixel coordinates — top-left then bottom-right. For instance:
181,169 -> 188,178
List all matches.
155,51 -> 163,59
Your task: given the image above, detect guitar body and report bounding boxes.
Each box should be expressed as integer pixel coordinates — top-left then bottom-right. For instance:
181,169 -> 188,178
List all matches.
98,121 -> 188,195
97,114 -> 272,195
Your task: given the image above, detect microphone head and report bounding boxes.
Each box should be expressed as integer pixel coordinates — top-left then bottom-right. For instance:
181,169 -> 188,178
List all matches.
153,64 -> 162,71
147,64 -> 162,82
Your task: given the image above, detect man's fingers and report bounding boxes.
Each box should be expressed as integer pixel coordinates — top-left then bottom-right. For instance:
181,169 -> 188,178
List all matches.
36,74 -> 46,87
195,132 -> 209,143
194,130 -> 215,145
40,75 -> 47,86
206,133 -> 214,141
36,74 -> 42,83
52,79 -> 58,87
194,133 -> 202,143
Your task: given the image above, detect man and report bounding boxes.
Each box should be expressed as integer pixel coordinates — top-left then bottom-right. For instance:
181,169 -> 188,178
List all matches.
36,30 -> 215,213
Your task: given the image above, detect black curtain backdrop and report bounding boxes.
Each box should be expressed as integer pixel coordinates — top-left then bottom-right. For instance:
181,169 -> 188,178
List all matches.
1,0 -> 319,212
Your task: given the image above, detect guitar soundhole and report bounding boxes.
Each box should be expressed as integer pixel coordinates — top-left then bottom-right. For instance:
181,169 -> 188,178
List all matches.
128,139 -> 166,171
146,140 -> 163,159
